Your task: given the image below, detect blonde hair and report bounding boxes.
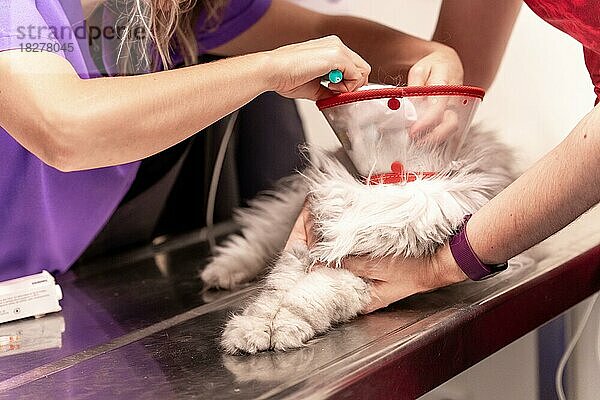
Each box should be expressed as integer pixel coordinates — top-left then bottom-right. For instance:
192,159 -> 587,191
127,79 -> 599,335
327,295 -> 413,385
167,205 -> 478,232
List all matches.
117,0 -> 227,74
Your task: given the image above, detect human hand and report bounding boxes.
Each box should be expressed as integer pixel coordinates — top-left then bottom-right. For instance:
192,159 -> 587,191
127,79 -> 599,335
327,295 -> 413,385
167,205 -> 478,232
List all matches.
343,244 -> 468,313
408,45 -> 463,87
284,205 -> 468,313
266,36 -> 371,101
284,204 -> 317,251
407,45 -> 464,143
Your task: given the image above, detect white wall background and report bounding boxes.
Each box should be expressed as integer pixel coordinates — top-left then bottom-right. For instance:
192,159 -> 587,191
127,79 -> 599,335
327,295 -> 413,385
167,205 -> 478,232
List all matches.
291,1 -> 598,399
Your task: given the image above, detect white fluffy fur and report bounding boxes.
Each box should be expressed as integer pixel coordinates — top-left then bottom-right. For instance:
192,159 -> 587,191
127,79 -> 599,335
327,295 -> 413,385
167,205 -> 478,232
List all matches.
200,177 -> 306,289
201,127 -> 516,354
307,129 -> 515,262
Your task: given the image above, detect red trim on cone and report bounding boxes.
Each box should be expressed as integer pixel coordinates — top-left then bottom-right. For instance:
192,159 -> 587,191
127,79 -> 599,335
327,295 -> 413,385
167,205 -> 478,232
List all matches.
316,85 -> 485,110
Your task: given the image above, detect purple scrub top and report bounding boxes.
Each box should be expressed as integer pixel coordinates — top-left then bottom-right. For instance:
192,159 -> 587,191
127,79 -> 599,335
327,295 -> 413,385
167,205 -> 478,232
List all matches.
0,0 -> 271,280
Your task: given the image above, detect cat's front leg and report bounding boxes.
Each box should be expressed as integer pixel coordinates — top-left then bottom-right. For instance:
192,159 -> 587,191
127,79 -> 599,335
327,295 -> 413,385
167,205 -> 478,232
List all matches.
221,244 -> 309,354
222,244 -> 371,354
268,265 -> 371,351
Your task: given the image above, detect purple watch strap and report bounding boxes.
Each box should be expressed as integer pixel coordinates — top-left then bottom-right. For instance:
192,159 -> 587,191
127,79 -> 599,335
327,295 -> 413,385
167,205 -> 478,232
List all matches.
449,215 -> 495,281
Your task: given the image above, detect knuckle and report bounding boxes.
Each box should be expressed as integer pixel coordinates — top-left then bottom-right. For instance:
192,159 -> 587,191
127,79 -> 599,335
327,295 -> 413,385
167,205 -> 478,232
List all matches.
445,46 -> 460,59
324,35 -> 341,45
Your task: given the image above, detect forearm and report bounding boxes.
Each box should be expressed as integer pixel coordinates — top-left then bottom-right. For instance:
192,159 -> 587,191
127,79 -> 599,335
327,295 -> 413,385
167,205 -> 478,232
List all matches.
468,105 -> 600,264
52,54 -> 268,170
2,33 -> 370,171
433,0 -> 521,90
1,51 -> 270,171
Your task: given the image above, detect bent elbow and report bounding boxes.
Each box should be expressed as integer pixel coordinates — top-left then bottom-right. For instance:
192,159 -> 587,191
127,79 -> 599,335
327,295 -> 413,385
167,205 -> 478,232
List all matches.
40,141 -> 78,172
34,129 -> 79,172
37,108 -> 89,172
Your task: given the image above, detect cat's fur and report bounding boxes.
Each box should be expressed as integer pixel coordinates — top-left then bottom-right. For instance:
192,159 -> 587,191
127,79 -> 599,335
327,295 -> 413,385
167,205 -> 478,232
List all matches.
201,127 -> 515,354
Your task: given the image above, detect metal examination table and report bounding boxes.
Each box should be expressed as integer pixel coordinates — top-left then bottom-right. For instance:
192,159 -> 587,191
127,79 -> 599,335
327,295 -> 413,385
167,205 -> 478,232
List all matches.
1,208 -> 599,399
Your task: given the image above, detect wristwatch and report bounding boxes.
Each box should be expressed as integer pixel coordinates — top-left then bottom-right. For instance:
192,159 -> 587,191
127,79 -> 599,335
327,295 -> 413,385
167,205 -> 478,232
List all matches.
449,214 -> 508,281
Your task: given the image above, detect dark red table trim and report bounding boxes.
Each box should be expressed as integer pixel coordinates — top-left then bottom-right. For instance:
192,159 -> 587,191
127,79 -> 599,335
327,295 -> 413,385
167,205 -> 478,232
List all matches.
332,244 -> 600,400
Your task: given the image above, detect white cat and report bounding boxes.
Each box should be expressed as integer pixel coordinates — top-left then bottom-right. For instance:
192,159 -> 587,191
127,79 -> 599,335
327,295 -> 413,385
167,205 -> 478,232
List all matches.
201,126 -> 515,354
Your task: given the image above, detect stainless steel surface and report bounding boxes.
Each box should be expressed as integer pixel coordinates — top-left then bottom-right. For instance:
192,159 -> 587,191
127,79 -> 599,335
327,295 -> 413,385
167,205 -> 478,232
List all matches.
1,209 -> 599,399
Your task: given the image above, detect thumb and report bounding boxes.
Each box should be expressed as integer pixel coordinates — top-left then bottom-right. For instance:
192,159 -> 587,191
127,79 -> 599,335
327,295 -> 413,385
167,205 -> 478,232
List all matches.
313,81 -> 334,100
298,79 -> 334,101
342,256 -> 377,278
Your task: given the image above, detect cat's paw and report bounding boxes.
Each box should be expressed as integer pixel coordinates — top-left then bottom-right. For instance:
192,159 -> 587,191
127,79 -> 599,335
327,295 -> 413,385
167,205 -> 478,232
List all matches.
221,314 -> 272,354
201,257 -> 255,290
270,308 -> 315,351
221,309 -> 316,354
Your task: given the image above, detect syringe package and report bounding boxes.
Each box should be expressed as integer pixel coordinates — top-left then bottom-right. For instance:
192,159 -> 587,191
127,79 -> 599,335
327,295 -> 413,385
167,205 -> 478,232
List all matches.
0,271 -> 63,324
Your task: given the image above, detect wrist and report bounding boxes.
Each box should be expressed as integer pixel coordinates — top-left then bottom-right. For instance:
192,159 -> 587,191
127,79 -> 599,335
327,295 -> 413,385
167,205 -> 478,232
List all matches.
450,215 -> 509,280
416,40 -> 455,61
257,48 -> 302,94
431,243 -> 468,288
248,51 -> 277,94
465,214 -> 502,265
